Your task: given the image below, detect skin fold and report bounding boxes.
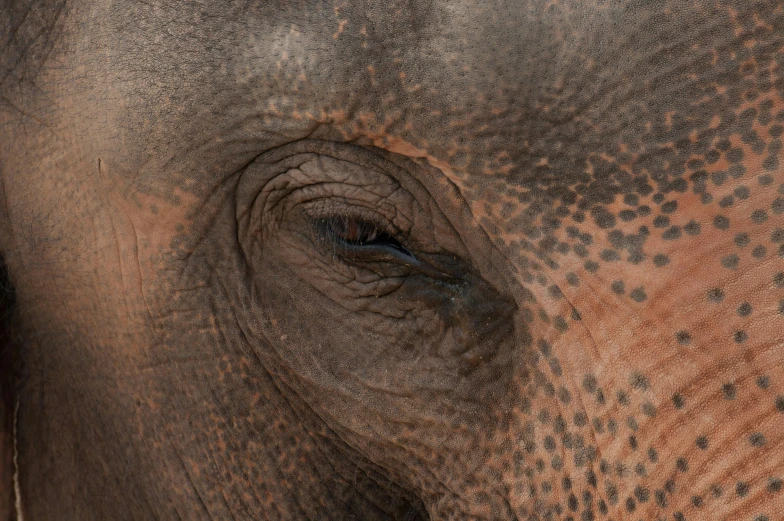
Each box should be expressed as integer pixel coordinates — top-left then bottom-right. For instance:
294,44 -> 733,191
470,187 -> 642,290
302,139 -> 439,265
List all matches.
1,0 -> 784,519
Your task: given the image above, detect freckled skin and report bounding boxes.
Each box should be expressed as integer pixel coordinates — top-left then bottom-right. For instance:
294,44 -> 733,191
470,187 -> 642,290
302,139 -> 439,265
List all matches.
1,1 -> 784,520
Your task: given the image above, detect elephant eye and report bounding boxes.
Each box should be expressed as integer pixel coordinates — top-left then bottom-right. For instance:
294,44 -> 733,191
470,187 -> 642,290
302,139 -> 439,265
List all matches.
318,215 -> 415,258
327,215 -> 382,244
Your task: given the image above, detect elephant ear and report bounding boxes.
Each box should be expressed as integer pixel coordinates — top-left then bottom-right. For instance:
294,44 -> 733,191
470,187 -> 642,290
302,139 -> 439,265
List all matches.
0,257 -> 16,521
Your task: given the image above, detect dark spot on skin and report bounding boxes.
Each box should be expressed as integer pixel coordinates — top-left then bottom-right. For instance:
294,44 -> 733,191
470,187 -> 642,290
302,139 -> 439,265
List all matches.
769,478 -> 783,493
630,373 -> 648,391
773,198 -> 784,214
599,249 -> 620,262
634,486 -> 649,503
734,232 -> 750,247
723,383 -> 737,400
629,288 -> 647,302
734,330 -> 748,343
676,458 -> 689,472
653,215 -> 670,228
611,280 -> 625,294
662,226 -> 682,240
719,195 -> 735,208
584,260 -> 599,273
684,220 -> 701,235
734,186 -> 750,199
775,396 -> 784,412
715,139 -> 732,152
751,209 -> 769,223
696,436 -> 708,450
591,207 -> 616,229
721,254 -> 739,269
605,484 -> 618,505
759,174 -> 774,185
673,393 -> 685,409
737,482 -> 750,497
582,374 -> 597,393
726,148 -> 744,163
763,155 -> 779,170
752,245 -> 767,258
554,316 -> 568,332
711,171 -> 728,185
707,288 -> 725,302
647,447 -> 658,463
773,272 -> 784,287
691,495 -> 703,508
676,331 -> 691,345
737,302 -> 752,316
757,376 -> 770,389
713,215 -> 730,230
661,200 -> 677,213
750,433 -> 766,447
729,164 -> 746,179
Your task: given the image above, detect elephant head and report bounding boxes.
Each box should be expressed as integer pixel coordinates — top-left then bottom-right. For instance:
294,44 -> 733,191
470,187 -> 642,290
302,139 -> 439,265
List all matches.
1,1 -> 784,519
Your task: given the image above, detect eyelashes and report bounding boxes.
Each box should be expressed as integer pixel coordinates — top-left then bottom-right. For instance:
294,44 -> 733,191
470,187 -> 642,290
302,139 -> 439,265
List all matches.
324,215 -> 385,245
314,215 -> 416,260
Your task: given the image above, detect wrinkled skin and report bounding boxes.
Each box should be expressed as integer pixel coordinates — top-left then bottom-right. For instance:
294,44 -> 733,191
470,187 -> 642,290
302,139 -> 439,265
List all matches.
1,0 -> 784,519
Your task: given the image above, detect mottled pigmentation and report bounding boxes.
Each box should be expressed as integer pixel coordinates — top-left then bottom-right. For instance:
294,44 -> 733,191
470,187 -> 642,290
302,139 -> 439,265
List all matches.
1,0 -> 784,520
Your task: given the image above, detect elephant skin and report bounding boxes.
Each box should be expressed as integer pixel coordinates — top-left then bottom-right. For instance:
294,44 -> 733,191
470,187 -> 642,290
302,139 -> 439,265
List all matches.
1,0 -> 784,520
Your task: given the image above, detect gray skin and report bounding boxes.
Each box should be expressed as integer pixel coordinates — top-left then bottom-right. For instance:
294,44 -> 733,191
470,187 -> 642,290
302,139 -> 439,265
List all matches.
1,0 -> 784,519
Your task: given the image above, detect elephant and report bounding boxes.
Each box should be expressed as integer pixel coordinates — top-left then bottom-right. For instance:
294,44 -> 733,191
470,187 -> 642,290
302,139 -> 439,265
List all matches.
1,0 -> 784,519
